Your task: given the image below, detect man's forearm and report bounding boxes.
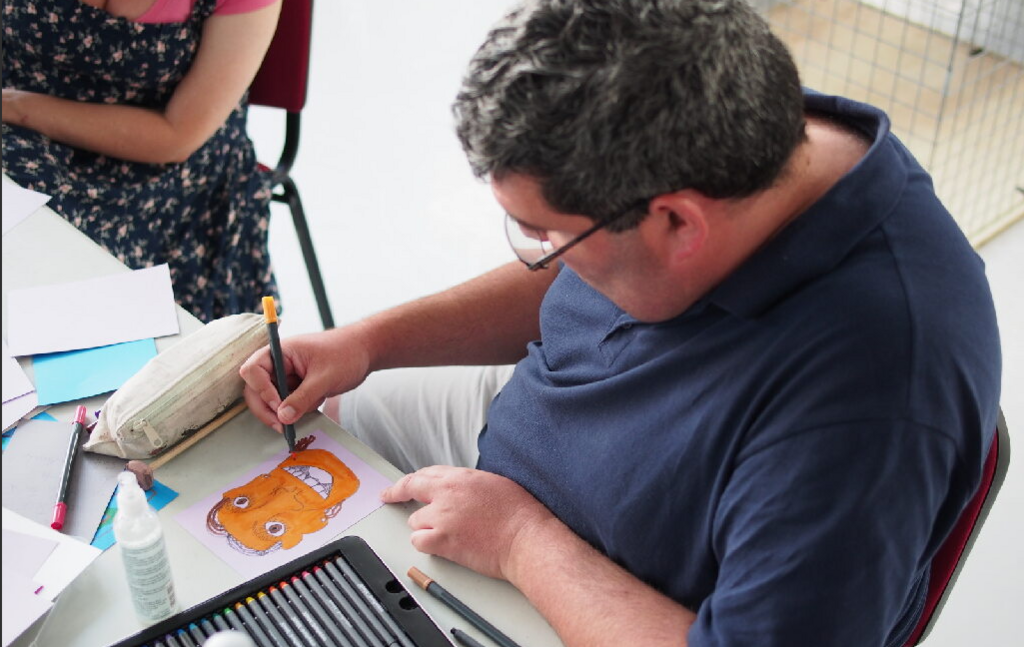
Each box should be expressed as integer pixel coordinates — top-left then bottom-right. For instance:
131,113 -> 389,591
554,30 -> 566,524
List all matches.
354,261 -> 556,371
508,515 -> 697,647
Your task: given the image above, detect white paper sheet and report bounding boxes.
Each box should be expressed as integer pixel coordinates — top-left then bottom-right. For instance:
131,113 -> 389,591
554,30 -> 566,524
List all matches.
1,569 -> 53,647
2,390 -> 38,432
1,526 -> 60,647
1,182 -> 51,235
0,508 -> 101,602
2,529 -> 59,579
6,264 -> 180,356
2,340 -> 34,403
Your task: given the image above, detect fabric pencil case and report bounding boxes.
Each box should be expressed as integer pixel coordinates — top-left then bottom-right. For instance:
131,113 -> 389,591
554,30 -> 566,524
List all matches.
84,313 -> 266,459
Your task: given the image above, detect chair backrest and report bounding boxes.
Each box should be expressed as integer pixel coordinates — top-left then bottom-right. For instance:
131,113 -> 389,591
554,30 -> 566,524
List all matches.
245,0 -> 334,329
903,409 -> 1010,645
249,0 -> 313,113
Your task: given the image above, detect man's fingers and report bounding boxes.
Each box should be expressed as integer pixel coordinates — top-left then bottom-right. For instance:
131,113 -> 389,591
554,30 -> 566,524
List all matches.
242,344 -> 326,426
239,347 -> 273,382
242,386 -> 283,433
409,527 -> 444,556
240,352 -> 282,403
277,372 -> 332,425
239,350 -> 287,432
406,505 -> 435,532
382,470 -> 439,505
381,474 -> 413,504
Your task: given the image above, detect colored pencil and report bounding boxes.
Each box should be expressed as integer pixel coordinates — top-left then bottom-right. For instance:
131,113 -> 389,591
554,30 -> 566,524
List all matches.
408,567 -> 522,647
451,628 -> 487,647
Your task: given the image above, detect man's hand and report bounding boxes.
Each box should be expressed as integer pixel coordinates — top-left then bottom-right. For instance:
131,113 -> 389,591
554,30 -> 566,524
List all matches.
239,324 -> 373,433
384,465 -> 697,646
382,466 -> 556,580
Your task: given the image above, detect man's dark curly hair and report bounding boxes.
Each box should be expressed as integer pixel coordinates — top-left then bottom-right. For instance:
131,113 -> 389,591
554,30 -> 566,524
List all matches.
454,0 -> 806,231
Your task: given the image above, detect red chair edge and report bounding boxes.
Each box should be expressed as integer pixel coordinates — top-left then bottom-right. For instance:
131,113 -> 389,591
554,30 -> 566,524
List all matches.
249,0 -> 313,113
904,409 -> 1010,645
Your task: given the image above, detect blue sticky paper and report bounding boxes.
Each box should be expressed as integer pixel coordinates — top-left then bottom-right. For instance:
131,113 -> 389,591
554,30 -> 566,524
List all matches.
2,411 -> 57,450
90,479 -> 179,550
33,339 -> 157,406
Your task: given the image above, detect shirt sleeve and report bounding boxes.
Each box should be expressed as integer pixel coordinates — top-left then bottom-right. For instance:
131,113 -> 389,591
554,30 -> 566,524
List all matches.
215,0 -> 279,16
687,419 -> 961,647
137,0 -> 277,23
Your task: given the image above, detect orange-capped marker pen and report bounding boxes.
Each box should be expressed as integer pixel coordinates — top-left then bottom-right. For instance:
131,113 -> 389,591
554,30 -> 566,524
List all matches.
263,296 -> 296,452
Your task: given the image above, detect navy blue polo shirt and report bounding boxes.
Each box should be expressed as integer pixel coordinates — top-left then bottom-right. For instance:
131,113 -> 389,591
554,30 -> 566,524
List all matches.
477,92 -> 1001,646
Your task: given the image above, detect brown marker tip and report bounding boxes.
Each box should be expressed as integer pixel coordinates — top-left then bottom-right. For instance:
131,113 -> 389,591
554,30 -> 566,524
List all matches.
408,566 -> 433,590
293,435 -> 315,452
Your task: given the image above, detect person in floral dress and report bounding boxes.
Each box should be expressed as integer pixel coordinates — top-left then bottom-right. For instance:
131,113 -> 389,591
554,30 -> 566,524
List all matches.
2,0 -> 282,322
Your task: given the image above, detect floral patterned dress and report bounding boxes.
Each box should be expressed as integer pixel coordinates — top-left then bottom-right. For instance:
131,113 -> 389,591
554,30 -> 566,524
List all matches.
2,0 -> 278,323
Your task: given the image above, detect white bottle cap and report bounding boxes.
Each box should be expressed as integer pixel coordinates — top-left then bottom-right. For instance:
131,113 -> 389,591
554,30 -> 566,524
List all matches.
204,630 -> 257,647
116,470 -> 147,514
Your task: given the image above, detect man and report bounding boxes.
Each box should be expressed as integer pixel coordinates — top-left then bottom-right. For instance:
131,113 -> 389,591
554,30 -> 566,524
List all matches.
240,1 -> 1001,644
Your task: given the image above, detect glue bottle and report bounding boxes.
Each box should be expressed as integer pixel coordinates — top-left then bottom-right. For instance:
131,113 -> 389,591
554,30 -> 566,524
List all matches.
113,470 -> 179,624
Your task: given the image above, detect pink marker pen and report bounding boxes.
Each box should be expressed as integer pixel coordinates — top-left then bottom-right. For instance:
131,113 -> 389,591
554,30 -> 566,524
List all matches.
51,405 -> 87,531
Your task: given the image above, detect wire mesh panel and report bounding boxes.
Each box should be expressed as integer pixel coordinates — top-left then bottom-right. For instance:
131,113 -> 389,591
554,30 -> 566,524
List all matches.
755,0 -> 1023,246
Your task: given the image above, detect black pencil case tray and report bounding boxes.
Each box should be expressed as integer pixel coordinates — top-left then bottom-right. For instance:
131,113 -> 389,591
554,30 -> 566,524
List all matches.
108,535 -> 450,647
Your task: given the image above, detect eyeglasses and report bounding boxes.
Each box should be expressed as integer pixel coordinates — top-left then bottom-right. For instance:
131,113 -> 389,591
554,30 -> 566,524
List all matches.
505,198 -> 651,271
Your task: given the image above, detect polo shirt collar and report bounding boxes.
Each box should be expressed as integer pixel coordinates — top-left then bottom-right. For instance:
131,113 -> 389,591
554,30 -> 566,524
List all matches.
707,92 -> 908,319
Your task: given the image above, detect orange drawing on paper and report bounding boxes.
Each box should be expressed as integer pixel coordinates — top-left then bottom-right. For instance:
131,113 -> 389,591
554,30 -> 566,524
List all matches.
206,439 -> 360,555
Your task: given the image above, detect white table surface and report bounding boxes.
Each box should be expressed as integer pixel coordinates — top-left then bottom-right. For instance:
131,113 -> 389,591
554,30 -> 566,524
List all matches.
1,176 -> 560,647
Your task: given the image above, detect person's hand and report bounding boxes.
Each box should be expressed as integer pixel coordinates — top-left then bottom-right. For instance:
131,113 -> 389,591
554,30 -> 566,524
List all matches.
2,88 -> 35,127
381,466 -> 557,580
238,324 -> 372,433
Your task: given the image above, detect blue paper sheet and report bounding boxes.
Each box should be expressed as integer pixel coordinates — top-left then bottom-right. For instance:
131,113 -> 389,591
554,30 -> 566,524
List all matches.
33,339 -> 157,406
90,480 -> 179,550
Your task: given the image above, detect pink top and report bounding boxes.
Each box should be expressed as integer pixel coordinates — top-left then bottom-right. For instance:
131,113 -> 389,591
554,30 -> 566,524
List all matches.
137,0 -> 277,23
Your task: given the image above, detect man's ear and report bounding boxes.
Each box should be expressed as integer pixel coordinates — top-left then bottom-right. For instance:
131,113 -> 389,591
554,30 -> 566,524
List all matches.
648,190 -> 711,268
